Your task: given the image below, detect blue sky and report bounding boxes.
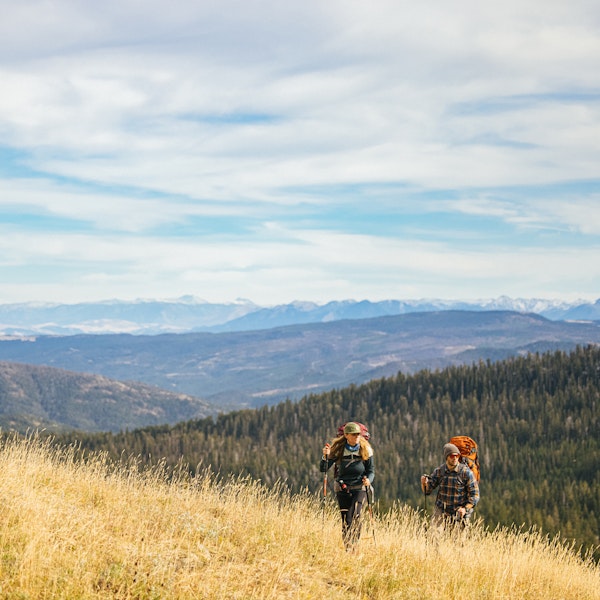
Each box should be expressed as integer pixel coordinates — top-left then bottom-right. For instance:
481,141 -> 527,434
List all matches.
0,0 -> 599,305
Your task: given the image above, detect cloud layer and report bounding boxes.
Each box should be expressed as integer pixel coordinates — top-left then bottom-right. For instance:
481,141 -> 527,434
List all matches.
0,0 -> 599,304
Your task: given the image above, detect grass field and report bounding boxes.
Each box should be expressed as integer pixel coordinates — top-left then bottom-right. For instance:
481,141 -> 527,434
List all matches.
0,434 -> 598,599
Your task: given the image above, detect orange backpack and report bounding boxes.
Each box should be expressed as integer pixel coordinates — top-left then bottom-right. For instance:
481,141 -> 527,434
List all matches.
450,435 -> 480,482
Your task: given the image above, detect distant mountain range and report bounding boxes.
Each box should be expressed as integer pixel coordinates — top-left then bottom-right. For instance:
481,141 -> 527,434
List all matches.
1,310 -> 599,426
0,296 -> 598,336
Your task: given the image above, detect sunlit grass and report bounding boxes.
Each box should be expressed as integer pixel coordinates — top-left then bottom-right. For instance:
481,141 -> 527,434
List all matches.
0,433 -> 598,599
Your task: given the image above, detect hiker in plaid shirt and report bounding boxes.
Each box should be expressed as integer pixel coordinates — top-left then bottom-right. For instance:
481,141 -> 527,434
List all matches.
421,443 -> 480,528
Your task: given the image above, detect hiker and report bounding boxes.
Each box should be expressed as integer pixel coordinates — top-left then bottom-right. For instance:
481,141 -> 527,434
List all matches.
420,442 -> 479,529
320,422 -> 374,552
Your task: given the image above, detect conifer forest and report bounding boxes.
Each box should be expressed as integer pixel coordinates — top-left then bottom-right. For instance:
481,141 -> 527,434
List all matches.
54,345 -> 600,556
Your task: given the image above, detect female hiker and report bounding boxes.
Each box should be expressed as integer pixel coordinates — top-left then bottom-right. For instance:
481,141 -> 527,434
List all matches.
320,422 -> 374,552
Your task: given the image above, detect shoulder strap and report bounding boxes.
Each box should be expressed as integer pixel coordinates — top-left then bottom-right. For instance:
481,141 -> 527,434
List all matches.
457,463 -> 472,485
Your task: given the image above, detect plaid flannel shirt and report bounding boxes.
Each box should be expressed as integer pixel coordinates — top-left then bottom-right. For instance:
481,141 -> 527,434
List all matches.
425,462 -> 479,514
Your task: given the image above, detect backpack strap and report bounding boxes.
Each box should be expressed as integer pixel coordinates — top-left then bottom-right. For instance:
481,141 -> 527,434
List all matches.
458,463 -> 471,485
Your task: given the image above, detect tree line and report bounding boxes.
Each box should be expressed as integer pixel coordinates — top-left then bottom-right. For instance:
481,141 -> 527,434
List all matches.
50,345 -> 600,555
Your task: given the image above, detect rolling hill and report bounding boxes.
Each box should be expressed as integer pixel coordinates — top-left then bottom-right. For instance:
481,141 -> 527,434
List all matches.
0,361 -> 213,432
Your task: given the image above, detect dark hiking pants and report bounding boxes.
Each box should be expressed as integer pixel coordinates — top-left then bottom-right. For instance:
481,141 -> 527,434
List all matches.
336,489 -> 367,550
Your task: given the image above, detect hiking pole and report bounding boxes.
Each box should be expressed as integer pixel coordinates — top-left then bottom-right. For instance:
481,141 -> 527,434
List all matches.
322,445 -> 330,525
322,444 -> 331,499
321,469 -> 328,525
365,483 -> 376,546
421,474 -> 431,539
421,474 -> 428,516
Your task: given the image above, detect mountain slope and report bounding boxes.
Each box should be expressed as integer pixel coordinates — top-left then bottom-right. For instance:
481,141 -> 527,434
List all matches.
0,310 -> 598,410
0,361 -> 213,432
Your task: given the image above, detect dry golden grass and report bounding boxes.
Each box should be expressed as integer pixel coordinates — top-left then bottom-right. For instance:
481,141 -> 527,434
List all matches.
0,434 -> 598,599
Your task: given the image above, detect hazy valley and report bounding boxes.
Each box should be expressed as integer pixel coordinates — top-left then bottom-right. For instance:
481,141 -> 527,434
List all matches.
0,310 -> 599,428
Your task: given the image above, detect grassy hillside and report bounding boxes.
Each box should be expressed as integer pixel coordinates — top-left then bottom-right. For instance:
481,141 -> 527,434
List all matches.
60,345 -> 600,556
0,434 -> 598,599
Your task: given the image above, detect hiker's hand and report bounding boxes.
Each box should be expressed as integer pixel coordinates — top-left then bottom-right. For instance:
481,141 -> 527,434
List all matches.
456,507 -> 467,519
323,443 -> 330,457
362,476 -> 370,487
420,475 -> 428,493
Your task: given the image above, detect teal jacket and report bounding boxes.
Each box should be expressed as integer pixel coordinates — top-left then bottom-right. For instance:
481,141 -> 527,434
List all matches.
320,444 -> 374,488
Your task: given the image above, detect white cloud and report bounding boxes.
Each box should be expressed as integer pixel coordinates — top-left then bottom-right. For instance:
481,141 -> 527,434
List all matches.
0,178 -> 253,231
0,0 -> 598,303
538,197 -> 600,235
445,194 -> 600,236
0,221 -> 597,304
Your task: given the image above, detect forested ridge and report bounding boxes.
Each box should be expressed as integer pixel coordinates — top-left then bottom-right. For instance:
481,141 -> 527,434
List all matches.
54,345 -> 600,554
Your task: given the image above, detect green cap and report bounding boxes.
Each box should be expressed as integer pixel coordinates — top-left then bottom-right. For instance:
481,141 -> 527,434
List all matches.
344,422 -> 361,434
